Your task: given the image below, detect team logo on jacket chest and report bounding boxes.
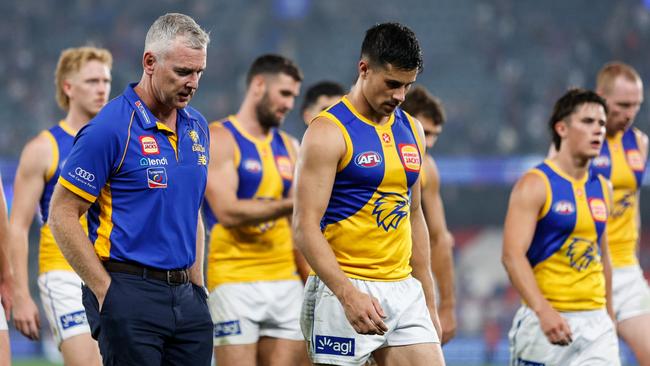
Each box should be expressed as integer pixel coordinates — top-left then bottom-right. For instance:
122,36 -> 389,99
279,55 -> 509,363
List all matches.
399,144 -> 420,172
355,151 -> 382,168
139,136 -> 160,155
552,200 -> 575,215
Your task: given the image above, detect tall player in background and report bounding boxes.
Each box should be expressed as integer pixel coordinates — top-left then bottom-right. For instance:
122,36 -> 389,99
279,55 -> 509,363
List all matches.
401,86 -> 456,345
294,22 -> 445,365
591,62 -> 650,365
8,47 -> 111,365
204,54 -> 310,366
301,81 -> 345,125
0,177 -> 12,365
503,89 -> 619,365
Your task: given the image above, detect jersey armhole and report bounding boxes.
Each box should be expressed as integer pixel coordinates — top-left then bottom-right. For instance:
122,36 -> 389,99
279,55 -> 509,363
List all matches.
529,169 -> 552,219
42,131 -> 59,182
320,111 -> 353,172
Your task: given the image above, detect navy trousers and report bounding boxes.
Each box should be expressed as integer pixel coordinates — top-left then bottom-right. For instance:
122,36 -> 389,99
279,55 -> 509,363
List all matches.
82,272 -> 213,365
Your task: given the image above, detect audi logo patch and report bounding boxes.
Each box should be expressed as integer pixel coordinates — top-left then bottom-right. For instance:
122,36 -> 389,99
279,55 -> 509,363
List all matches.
74,167 -> 95,182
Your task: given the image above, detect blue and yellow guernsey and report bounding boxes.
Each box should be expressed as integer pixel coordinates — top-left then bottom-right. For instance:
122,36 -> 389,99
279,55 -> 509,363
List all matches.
527,160 -> 610,311
591,128 -> 646,268
38,121 -> 87,274
58,84 -> 209,270
205,116 -> 297,290
319,97 -> 423,281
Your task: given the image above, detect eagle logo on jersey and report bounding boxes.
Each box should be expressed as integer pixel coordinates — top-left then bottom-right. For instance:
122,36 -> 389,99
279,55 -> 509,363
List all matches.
566,237 -> 598,271
372,192 -> 409,231
612,192 -> 634,218
189,130 -> 199,144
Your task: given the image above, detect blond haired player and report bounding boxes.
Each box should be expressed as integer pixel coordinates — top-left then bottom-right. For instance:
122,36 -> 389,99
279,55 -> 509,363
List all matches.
8,46 -> 111,365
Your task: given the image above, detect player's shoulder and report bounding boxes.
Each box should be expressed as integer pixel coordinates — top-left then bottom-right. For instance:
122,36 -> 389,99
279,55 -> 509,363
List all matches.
632,127 -> 648,147
20,129 -> 55,161
512,167 -> 548,201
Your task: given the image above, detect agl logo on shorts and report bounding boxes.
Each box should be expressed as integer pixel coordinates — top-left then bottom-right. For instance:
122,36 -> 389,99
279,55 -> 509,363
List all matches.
315,335 -> 355,356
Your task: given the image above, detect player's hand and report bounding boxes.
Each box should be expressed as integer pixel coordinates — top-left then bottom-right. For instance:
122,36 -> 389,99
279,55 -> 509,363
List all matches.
537,306 -> 572,346
11,291 -> 40,341
0,276 -> 13,321
438,304 -> 457,345
93,279 -> 112,312
340,288 -> 388,335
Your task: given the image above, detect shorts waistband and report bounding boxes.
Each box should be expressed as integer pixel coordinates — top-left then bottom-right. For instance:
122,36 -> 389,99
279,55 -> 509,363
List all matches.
103,260 -> 189,285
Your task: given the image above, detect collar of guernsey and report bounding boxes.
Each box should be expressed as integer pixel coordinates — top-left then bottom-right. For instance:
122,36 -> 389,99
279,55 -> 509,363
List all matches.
318,96 -> 424,281
526,160 -> 609,311
590,128 -> 646,267
58,83 -> 210,270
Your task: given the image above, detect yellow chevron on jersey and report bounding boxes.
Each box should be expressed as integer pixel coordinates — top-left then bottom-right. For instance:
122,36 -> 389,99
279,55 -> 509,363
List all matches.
205,116 -> 297,290
591,128 -> 646,267
38,121 -> 86,274
319,97 -> 423,281
526,160 -> 609,311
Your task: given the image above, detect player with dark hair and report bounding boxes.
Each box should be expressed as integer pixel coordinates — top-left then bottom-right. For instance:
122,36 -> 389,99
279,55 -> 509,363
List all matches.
294,22 -> 445,365
503,88 -> 619,365
204,54 -> 309,366
401,86 -> 456,345
301,81 -> 345,125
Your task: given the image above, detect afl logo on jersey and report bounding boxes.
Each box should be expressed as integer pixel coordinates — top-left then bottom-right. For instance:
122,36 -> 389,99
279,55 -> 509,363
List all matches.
592,155 -> 610,168
355,151 -> 382,168
589,198 -> 607,222
552,200 -> 575,215
243,159 -> 262,173
399,144 -> 421,172
139,136 -> 160,155
626,149 -> 645,172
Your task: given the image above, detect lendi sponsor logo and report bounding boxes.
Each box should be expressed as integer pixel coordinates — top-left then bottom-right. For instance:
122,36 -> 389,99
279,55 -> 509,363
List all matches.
140,157 -> 169,166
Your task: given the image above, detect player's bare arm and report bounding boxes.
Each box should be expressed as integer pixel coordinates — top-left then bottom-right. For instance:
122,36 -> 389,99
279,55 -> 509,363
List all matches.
421,155 -> 456,344
7,133 -> 53,340
189,213 -> 205,287
292,116 -> 388,335
409,120 -> 441,337
48,185 -> 111,308
602,180 -> 615,322
0,179 -> 12,324
502,172 -> 573,346
286,135 -> 311,282
205,123 -> 292,228
633,128 -> 648,248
